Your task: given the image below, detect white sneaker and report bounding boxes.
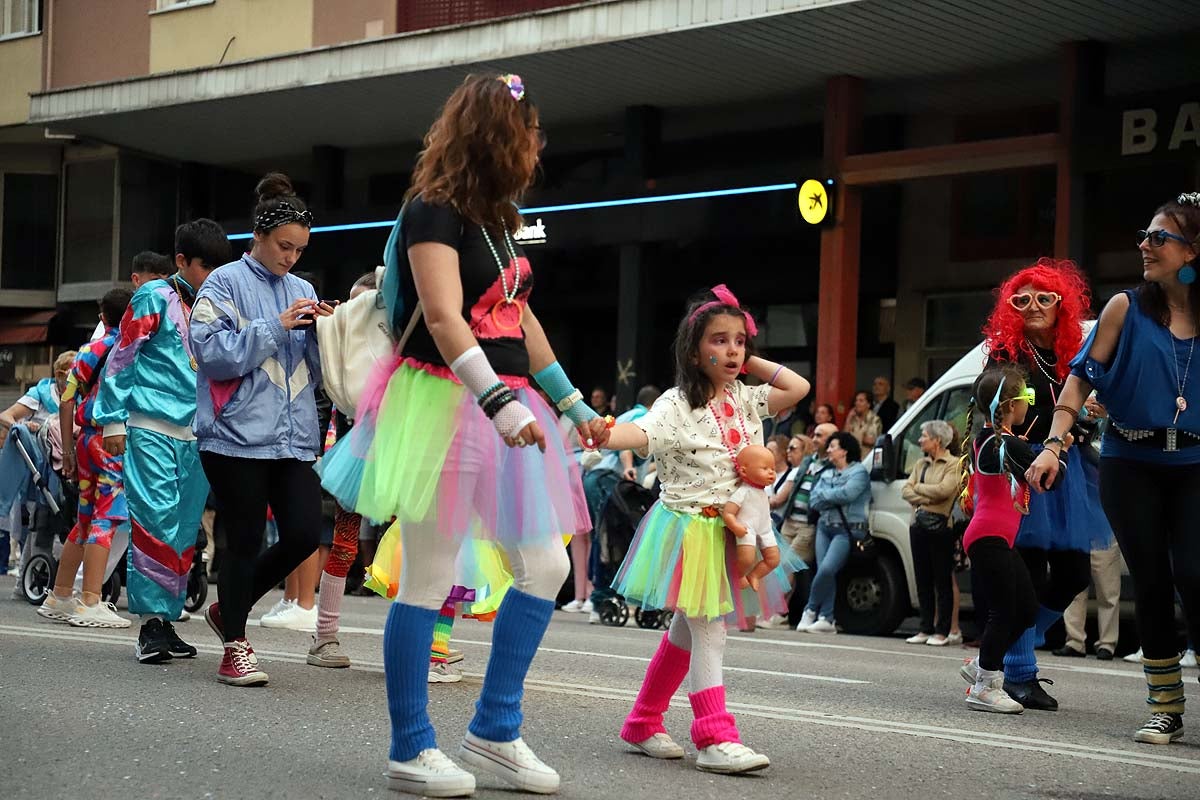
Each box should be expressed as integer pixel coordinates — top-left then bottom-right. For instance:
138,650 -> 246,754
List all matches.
805,616 -> 837,634
926,635 -> 950,647
588,610 -> 601,624
905,632 -> 931,644
459,732 -> 560,794
629,732 -> 684,759
560,599 -> 585,613
762,614 -> 790,629
1182,649 -> 1198,669
795,609 -> 817,631
68,600 -> 131,629
945,631 -> 964,646
258,598 -> 294,627
1124,648 -> 1144,664
428,662 -> 463,683
177,609 -> 191,622
966,684 -> 1024,714
695,742 -> 770,774
960,657 -> 980,685
580,599 -> 594,614
37,592 -> 79,623
267,602 -> 317,632
308,637 -> 352,668
445,648 -> 464,664
387,748 -> 475,798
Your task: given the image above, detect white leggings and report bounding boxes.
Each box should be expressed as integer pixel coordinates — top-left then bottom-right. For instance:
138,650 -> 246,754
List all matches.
667,612 -> 727,694
397,521 -> 571,610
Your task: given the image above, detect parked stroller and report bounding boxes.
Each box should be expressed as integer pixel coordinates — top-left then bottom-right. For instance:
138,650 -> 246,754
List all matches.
593,479 -> 671,629
8,423 -> 121,606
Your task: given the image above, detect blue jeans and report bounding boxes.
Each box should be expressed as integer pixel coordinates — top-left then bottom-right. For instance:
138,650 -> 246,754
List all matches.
806,524 -> 851,620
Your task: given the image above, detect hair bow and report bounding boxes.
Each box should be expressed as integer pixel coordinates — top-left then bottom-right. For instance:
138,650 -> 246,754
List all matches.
1178,192 -> 1200,208
498,74 -> 525,102
688,284 -> 758,336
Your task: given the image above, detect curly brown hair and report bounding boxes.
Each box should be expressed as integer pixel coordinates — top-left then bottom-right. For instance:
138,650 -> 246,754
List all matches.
405,73 -> 540,233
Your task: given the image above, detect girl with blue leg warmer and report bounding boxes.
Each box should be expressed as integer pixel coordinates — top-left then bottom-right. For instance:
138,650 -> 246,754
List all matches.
317,74 -> 591,797
982,259 -> 1113,711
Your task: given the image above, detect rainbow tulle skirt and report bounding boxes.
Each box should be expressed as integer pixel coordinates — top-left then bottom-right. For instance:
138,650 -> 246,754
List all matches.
613,501 -> 805,624
317,359 -> 590,545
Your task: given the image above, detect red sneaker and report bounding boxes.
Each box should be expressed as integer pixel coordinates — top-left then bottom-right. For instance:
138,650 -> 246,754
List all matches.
204,603 -> 224,644
218,639 -> 268,686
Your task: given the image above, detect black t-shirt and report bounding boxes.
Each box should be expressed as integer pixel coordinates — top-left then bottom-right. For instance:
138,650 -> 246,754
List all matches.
986,345 -> 1061,443
973,429 -> 1063,491
397,196 -> 533,377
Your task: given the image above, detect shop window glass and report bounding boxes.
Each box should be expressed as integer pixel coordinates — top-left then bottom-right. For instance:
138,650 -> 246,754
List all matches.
1,173 -> 57,290
62,160 -> 115,284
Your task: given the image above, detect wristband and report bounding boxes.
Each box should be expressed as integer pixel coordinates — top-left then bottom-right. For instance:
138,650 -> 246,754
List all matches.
478,381 -> 506,405
533,361 -> 598,426
556,389 -> 584,413
1042,435 -> 1065,450
769,365 -> 784,386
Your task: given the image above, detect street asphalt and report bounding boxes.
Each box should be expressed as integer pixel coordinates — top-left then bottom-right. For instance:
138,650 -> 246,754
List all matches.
1,574 -> 1197,800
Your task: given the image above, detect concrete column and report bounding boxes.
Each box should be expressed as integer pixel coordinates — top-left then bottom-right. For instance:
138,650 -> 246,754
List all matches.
1055,42 -> 1105,266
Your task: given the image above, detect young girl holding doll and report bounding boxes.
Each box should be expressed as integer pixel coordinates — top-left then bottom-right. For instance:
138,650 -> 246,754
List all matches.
958,365 -> 1066,713
585,285 -> 810,773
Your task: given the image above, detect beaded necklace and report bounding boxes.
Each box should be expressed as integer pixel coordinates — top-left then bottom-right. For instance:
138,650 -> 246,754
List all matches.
480,224 -> 524,331
1024,339 -> 1061,404
707,387 -> 750,464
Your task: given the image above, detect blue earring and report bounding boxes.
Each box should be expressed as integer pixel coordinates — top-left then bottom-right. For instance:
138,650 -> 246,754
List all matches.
1179,264 -> 1197,285
709,356 -> 719,365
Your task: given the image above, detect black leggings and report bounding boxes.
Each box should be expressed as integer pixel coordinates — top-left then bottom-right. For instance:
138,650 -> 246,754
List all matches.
909,524 -> 955,636
1100,458 -> 1200,661
200,452 -> 322,641
1016,546 -> 1091,613
968,536 -> 1038,671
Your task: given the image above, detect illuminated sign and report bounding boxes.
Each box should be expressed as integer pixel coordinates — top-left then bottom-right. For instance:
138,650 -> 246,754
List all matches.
514,218 -> 547,245
798,179 -> 835,226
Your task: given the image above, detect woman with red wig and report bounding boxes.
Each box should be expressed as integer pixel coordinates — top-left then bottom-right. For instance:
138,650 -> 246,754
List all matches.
981,257 -> 1112,711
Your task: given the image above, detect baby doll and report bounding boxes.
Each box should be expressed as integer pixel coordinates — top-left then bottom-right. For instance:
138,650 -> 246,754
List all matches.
722,444 -> 782,591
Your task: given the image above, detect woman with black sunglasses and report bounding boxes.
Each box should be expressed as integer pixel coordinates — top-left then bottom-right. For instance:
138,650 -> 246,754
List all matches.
980,257 -> 1112,712
1029,193 -> 1200,747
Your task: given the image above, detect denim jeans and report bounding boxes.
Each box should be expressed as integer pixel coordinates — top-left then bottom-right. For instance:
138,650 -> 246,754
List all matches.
806,524 -> 851,620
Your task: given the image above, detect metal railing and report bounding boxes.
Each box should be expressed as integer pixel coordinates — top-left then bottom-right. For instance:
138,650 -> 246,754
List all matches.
397,1 -> 588,32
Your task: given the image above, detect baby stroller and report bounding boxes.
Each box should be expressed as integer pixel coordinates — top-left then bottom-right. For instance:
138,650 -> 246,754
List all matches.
6,423 -> 121,606
593,479 -> 671,629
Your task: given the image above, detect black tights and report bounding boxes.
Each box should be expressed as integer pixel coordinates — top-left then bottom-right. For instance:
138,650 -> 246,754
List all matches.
1017,545 -> 1091,613
1100,458 -> 1200,661
969,537 -> 1038,671
200,452 -> 321,641
910,524 -> 955,636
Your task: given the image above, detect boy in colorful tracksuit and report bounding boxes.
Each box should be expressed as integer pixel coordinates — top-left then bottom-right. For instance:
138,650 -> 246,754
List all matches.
94,219 -> 231,663
36,289 -> 133,629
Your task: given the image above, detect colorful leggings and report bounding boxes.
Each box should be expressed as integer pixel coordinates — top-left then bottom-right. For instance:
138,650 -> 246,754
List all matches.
324,504 -> 360,579
67,427 -> 127,549
430,597 -> 457,664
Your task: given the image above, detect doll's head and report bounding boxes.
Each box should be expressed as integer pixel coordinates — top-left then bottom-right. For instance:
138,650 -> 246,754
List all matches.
736,444 -> 776,488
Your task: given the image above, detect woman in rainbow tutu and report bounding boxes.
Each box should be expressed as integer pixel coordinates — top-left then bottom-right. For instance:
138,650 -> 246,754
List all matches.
318,74 -> 594,797
591,286 -> 810,774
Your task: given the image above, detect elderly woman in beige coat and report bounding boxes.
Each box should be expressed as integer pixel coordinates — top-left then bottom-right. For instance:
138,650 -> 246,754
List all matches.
901,420 -> 962,646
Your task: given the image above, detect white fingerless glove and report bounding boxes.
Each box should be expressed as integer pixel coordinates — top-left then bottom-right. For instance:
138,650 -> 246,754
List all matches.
450,346 -> 536,438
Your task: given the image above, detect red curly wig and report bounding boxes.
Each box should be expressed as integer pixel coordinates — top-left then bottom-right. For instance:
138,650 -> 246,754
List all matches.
982,257 -> 1094,382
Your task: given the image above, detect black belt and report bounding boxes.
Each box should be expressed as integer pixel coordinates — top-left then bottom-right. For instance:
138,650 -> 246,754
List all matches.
1110,425 -> 1200,452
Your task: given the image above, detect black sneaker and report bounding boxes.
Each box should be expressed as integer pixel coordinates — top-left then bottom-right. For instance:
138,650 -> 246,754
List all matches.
1003,677 -> 1058,711
136,619 -> 174,664
163,621 -> 197,658
1052,645 -> 1085,658
1133,712 -> 1184,745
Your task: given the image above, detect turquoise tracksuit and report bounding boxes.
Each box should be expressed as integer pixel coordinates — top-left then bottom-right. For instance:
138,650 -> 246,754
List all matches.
94,275 -> 208,620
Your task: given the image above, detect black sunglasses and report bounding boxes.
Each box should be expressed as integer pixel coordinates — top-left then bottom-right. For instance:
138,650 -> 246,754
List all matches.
1137,229 -> 1190,248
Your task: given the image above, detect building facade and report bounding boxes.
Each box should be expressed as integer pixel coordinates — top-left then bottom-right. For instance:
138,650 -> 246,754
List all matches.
0,0 -> 1197,411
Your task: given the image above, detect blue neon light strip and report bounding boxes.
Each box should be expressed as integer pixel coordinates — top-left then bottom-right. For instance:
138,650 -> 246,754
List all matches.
226,181 -> 800,239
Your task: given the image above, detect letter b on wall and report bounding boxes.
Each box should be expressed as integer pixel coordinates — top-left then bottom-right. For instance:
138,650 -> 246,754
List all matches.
1122,109 -> 1158,156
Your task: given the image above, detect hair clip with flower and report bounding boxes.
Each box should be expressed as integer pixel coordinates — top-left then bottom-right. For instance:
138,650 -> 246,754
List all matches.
498,74 -> 525,102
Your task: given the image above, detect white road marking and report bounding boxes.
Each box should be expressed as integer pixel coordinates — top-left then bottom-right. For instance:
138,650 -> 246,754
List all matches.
4,623 -> 1198,775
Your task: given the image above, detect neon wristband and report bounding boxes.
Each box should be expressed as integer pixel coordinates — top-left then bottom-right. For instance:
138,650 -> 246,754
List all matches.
533,361 -> 598,425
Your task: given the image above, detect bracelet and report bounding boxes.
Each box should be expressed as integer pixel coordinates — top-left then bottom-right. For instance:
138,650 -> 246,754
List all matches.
477,382 -> 506,406
605,415 -> 616,429
556,388 -> 583,413
769,365 -> 784,386
1052,404 -> 1079,418
1043,435 -> 1065,450
482,389 -> 516,419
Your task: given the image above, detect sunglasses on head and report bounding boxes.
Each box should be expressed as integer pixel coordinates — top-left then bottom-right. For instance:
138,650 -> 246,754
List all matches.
1007,291 -> 1061,312
1137,229 -> 1191,248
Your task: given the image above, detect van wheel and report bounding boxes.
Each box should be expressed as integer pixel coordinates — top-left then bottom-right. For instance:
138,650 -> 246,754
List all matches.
835,549 -> 910,636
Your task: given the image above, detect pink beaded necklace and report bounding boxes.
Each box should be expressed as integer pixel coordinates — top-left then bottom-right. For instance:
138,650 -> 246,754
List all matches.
707,387 -> 750,464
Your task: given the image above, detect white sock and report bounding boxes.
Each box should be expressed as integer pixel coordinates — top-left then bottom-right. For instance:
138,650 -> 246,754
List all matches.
975,667 -> 1001,692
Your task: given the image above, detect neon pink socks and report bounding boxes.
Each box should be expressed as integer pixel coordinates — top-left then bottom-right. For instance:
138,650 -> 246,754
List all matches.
688,685 -> 740,749
620,633 -> 691,744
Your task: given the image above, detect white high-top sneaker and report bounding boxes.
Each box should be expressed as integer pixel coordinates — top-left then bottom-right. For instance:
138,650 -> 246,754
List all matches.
387,748 -> 475,797
459,732 -> 559,794
794,609 -> 817,631
696,742 -> 770,774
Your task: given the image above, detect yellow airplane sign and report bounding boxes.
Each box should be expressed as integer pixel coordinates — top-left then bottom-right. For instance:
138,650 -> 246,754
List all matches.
799,179 -> 834,226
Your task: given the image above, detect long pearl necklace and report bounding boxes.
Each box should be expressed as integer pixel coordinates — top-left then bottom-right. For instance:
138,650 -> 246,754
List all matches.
1025,338 -> 1061,404
480,224 -> 524,331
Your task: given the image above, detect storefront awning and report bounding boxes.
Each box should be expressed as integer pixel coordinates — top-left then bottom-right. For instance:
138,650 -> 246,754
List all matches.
26,0 -> 1200,166
0,310 -> 55,345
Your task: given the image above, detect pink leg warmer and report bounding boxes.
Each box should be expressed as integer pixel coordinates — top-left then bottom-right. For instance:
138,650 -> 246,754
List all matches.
688,685 -> 740,749
620,633 -> 691,744
316,572 -> 345,643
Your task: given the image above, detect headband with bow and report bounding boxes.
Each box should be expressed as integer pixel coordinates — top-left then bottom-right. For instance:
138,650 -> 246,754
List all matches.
688,284 -> 758,336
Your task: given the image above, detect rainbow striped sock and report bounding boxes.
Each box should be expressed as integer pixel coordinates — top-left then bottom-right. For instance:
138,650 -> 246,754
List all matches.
429,598 -> 456,664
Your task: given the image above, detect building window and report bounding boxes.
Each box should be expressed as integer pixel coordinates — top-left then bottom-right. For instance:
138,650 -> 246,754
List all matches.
62,159 -> 116,285
0,0 -> 39,38
152,0 -> 214,12
1,173 -> 57,291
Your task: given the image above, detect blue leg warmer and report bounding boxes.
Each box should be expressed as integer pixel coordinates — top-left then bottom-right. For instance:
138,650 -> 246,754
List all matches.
469,588 -> 554,742
384,602 -> 439,762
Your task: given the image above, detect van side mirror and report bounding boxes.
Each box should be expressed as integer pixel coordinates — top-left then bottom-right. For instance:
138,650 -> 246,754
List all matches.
871,434 -> 897,482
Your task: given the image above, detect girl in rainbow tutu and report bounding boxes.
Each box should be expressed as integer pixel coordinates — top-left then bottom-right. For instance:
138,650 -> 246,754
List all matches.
589,285 -> 810,774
